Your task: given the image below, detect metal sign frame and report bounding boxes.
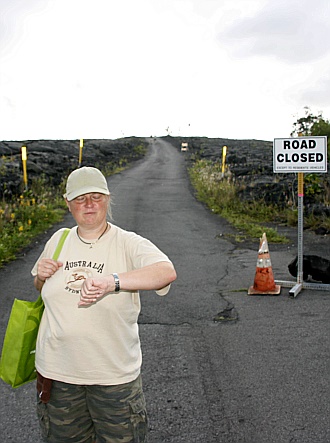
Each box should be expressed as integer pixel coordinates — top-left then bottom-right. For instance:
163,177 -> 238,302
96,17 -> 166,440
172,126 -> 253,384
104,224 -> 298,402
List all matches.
273,137 -> 329,297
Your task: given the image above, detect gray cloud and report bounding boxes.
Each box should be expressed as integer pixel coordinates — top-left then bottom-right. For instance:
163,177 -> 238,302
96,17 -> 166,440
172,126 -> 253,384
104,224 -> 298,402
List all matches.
219,0 -> 330,64
294,73 -> 330,107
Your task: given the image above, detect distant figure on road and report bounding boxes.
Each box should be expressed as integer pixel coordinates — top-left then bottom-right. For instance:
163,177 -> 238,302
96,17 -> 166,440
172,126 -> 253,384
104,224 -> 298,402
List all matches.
32,166 -> 177,443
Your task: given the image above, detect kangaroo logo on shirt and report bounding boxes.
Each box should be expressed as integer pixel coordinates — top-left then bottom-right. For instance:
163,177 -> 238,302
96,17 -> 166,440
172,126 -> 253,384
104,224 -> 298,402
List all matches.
66,268 -> 93,290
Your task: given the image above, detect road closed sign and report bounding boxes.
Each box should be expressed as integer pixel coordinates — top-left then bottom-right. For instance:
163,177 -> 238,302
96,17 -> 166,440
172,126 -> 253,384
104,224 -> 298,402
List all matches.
273,136 -> 327,173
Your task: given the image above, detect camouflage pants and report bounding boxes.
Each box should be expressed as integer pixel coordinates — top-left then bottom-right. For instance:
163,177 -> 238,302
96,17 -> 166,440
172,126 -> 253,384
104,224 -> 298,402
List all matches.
37,375 -> 148,443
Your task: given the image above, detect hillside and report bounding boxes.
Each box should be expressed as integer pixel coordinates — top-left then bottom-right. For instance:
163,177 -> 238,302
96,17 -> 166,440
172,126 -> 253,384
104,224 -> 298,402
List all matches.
1,136 -> 329,222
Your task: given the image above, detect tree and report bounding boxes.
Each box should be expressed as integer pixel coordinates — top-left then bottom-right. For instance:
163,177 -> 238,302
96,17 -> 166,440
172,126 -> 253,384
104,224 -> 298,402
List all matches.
291,106 -> 330,155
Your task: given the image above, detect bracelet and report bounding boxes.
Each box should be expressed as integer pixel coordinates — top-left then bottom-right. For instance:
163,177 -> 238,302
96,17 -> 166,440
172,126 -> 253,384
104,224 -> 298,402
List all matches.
112,273 -> 120,292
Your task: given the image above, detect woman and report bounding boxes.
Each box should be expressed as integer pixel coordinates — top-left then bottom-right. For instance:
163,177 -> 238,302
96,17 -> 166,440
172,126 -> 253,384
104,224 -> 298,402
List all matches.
32,166 -> 177,443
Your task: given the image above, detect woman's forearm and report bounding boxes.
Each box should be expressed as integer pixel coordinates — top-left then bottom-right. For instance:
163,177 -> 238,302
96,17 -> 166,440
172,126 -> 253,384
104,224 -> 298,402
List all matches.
79,261 -> 177,306
34,275 -> 45,292
114,261 -> 177,292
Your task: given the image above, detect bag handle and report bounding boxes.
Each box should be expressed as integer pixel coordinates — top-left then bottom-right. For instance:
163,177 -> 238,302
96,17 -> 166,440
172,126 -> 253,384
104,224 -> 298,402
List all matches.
52,229 -> 70,261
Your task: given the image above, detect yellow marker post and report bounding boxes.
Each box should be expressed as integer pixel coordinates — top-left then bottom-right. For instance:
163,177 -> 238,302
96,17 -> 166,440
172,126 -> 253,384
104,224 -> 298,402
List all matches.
79,139 -> 84,167
222,145 -> 227,177
21,146 -> 28,189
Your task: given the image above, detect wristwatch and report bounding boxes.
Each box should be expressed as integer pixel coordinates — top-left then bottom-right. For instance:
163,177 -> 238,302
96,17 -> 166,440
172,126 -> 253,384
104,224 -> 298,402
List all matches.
112,273 -> 120,292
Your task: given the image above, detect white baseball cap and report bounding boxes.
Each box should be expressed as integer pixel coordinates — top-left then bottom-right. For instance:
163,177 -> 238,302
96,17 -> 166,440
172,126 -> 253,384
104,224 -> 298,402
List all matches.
64,167 -> 110,201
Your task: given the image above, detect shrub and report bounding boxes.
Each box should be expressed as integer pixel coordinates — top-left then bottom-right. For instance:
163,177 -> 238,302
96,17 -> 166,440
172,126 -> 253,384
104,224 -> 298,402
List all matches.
189,160 -> 290,243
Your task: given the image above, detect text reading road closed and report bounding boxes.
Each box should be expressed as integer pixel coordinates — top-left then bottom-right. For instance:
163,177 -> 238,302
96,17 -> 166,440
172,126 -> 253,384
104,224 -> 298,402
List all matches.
273,137 -> 327,173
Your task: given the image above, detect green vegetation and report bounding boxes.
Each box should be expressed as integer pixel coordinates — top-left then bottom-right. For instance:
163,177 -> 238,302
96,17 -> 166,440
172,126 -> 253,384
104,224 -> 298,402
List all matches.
0,160 -> 137,268
133,144 -> 147,156
189,159 -> 290,243
0,176 -> 67,266
189,159 -> 330,243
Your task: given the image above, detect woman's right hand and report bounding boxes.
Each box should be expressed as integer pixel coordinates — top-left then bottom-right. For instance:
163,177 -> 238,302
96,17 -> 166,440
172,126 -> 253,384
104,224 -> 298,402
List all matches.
36,258 -> 63,282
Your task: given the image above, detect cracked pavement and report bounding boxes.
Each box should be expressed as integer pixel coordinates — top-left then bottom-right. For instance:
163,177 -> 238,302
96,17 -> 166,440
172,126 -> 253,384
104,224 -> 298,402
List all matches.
0,138 -> 329,442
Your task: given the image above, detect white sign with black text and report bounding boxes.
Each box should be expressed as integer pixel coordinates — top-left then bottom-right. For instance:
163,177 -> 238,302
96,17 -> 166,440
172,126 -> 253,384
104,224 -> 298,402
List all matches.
273,136 -> 327,173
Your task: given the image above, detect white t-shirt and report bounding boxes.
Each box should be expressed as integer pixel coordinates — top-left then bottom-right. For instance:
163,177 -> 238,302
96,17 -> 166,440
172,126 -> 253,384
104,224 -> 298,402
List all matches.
31,224 -> 172,385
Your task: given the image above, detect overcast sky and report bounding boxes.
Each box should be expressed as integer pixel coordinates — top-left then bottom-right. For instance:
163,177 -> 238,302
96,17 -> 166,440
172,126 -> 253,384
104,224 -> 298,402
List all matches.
1,0 -> 329,141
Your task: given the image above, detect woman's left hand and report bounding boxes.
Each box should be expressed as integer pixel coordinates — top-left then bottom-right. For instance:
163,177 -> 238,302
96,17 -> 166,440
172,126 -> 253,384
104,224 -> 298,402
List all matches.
79,277 -> 111,307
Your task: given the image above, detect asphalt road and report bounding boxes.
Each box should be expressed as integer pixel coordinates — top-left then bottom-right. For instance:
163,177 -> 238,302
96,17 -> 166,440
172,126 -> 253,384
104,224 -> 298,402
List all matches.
0,138 -> 329,443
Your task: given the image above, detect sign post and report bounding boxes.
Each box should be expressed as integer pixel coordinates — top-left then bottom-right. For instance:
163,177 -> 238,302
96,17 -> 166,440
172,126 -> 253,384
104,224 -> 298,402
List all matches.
273,136 -> 329,296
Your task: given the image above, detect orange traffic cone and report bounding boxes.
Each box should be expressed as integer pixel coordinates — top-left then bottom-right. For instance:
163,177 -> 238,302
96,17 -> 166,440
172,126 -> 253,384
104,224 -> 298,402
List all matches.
248,233 -> 281,295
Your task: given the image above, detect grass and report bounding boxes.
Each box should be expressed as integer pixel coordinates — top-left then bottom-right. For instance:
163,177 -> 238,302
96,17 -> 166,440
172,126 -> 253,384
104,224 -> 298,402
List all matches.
188,159 -> 330,243
0,176 -> 67,267
0,158 -> 141,268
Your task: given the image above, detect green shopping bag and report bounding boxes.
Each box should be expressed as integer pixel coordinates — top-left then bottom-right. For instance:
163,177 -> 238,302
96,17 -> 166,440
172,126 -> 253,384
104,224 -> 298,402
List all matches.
0,228 -> 70,388
0,295 -> 45,388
